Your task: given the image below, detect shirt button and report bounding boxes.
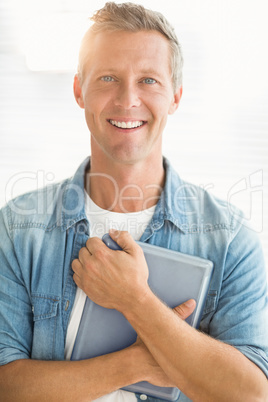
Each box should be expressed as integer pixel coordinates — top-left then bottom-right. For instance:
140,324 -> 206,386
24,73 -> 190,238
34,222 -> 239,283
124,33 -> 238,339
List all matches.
140,395 -> 147,401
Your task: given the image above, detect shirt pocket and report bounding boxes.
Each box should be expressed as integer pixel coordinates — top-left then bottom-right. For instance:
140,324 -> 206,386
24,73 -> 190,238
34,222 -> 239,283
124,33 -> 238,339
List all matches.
31,294 -> 60,360
202,290 -> 218,315
199,290 -> 218,335
199,290 -> 218,334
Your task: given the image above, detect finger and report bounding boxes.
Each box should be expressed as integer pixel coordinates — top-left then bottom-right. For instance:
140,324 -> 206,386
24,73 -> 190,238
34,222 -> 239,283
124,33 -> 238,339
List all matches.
173,299 -> 196,320
72,259 -> 83,287
85,237 -> 104,255
73,271 -> 83,290
108,229 -> 136,254
71,258 -> 82,276
78,245 -> 92,264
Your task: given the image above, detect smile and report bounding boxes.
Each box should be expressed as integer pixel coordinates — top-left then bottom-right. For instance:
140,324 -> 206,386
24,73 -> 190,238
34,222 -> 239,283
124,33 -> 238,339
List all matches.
108,120 -> 145,129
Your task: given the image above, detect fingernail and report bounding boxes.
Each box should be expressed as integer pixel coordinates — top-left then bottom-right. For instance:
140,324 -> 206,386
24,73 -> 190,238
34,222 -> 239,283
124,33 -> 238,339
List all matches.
184,299 -> 196,308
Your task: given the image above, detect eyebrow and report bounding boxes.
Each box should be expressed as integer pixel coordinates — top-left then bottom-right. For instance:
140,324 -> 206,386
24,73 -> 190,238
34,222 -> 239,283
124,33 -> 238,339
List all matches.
96,68 -> 164,78
139,69 -> 163,77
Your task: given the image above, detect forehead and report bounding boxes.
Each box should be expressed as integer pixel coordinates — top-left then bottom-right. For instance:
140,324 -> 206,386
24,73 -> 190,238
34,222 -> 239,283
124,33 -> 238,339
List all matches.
84,29 -> 172,75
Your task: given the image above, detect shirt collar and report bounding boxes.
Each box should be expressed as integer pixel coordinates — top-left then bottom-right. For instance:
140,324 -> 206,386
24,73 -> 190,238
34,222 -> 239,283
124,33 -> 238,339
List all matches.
60,157 -> 90,231
141,157 -> 188,239
60,156 -> 188,234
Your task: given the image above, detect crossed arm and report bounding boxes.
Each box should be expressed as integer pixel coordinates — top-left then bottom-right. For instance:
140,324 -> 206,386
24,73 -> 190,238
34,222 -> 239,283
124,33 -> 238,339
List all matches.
0,230 -> 267,401
0,298 -> 194,401
70,230 -> 268,402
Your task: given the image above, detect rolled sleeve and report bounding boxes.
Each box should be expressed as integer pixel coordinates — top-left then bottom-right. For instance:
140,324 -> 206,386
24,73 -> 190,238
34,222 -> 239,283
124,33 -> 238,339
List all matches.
209,221 -> 268,377
235,345 -> 268,378
0,207 -> 33,366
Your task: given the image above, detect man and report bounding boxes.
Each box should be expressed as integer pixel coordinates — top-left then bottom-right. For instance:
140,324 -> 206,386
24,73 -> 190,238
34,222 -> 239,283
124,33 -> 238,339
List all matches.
0,2 -> 267,401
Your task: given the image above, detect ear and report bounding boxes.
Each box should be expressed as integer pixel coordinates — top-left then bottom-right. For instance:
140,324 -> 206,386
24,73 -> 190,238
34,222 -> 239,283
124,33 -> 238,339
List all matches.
73,74 -> 85,108
168,86 -> 183,115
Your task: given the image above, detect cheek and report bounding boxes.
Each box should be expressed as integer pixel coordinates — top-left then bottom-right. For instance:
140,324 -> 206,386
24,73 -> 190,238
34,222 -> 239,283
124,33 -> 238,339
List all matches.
83,99 -> 105,127
146,91 -> 174,116
84,90 -> 114,120
149,103 -> 170,129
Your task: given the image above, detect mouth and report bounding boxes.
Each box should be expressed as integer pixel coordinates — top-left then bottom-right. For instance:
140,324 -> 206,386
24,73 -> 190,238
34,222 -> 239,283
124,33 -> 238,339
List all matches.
108,119 -> 146,129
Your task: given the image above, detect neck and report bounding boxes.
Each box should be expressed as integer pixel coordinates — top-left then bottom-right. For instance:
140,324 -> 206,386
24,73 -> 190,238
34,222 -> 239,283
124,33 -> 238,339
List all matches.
86,156 -> 165,213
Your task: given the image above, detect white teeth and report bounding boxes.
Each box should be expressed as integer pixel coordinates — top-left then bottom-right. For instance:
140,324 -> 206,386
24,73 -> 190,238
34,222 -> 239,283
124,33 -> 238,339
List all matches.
110,120 -> 144,129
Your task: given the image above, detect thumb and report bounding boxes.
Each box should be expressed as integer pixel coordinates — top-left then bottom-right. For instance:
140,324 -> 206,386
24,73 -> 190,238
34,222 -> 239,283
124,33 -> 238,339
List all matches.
173,299 -> 196,321
108,229 -> 136,254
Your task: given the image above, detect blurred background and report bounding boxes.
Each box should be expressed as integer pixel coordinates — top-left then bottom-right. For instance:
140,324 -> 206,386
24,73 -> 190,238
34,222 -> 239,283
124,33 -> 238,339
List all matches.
1,0 -> 268,273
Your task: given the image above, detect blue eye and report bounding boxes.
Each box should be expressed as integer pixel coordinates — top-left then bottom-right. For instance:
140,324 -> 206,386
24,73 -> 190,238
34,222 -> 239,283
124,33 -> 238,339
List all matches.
143,78 -> 156,84
101,76 -> 115,82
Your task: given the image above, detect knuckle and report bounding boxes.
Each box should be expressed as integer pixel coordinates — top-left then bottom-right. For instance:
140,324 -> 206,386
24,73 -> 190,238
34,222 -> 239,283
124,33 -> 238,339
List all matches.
86,238 -> 91,248
94,248 -> 106,260
78,248 -> 84,259
86,237 -> 96,248
72,259 -> 79,271
174,305 -> 187,319
120,230 -> 130,240
135,244 -> 144,257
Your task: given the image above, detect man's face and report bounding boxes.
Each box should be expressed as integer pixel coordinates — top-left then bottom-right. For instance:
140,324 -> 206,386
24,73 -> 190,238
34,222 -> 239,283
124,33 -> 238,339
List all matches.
74,30 -> 181,166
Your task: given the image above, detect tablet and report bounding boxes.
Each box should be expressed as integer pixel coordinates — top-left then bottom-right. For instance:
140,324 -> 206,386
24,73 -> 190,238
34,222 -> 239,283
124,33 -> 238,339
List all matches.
71,235 -> 213,401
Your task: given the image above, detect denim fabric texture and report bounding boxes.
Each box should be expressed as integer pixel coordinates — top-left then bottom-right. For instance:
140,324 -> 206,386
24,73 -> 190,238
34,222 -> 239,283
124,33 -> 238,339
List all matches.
0,157 -> 267,401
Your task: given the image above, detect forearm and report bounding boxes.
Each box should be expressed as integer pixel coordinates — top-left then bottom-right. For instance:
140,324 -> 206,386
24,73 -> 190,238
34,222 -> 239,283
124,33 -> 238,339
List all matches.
0,347 -> 145,402
124,291 -> 268,402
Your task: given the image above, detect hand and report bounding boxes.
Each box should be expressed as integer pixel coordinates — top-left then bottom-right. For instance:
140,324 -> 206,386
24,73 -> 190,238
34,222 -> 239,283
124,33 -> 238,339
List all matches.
133,299 -> 196,387
72,230 -> 150,312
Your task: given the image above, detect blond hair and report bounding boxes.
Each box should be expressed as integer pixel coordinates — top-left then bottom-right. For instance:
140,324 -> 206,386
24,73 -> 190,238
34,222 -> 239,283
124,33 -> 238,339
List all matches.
78,2 -> 183,92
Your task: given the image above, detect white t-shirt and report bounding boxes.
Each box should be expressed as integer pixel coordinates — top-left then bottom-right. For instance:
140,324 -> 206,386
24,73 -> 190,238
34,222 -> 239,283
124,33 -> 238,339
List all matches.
64,191 -> 156,402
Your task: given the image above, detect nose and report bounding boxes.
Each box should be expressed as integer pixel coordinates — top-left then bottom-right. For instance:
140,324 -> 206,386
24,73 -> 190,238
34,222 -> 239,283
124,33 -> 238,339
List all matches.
114,82 -> 141,109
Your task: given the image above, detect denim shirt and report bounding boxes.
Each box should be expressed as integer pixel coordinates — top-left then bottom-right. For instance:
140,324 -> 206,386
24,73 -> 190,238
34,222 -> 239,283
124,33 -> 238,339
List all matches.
0,157 -> 267,402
